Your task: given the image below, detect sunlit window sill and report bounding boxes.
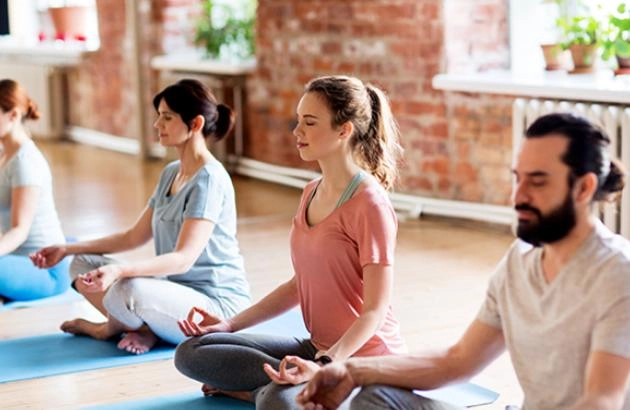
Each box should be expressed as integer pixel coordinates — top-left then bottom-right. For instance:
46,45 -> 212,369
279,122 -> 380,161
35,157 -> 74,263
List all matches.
151,51 -> 256,76
0,36 -> 98,66
432,70 -> 630,105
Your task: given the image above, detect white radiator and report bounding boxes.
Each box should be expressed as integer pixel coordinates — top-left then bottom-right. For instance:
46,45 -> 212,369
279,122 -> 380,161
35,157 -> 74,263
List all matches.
513,98 -> 630,238
0,62 -> 65,139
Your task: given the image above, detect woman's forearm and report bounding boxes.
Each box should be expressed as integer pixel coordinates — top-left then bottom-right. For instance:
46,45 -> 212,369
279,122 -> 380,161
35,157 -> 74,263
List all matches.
66,229 -> 149,256
119,251 -> 195,279
0,226 -> 29,255
325,308 -> 386,361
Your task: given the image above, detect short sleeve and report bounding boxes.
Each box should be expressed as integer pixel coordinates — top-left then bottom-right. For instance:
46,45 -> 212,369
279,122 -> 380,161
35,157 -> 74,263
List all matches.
476,253 -> 509,330
355,193 -> 397,267
183,170 -> 225,223
591,270 -> 630,358
147,183 -> 159,209
9,151 -> 45,188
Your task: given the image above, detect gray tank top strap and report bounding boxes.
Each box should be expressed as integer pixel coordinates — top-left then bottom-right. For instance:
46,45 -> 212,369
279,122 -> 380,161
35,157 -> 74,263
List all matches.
306,171 -> 366,212
335,171 -> 366,209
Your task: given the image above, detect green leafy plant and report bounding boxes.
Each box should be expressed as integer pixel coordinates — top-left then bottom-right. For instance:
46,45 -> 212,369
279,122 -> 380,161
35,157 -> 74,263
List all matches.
602,2 -> 630,60
195,0 -> 256,60
557,14 -> 603,48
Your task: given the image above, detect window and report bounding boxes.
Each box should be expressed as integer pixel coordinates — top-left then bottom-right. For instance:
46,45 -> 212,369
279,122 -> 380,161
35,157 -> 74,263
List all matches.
6,0 -> 98,48
0,0 -> 9,35
509,0 -> 618,74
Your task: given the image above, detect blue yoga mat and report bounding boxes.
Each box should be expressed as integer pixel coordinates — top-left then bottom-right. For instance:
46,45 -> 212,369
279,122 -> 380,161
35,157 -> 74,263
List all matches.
415,382 -> 500,407
0,333 -> 175,383
89,381 -> 497,409
0,309 -> 308,384
88,392 -> 254,410
0,288 -> 83,311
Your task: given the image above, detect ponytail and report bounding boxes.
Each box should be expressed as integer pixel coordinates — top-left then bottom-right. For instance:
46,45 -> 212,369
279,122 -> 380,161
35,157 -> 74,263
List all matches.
357,85 -> 403,190
596,158 -> 625,202
25,99 -> 41,121
213,103 -> 236,141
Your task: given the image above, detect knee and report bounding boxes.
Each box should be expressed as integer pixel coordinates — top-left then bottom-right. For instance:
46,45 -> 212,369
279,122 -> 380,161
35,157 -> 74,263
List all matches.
350,385 -> 391,410
102,278 -> 139,312
255,382 -> 299,410
174,337 -> 200,378
69,254 -> 92,281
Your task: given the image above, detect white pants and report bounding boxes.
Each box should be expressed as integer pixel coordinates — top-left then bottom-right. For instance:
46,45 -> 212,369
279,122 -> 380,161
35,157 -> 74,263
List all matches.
70,254 -> 236,344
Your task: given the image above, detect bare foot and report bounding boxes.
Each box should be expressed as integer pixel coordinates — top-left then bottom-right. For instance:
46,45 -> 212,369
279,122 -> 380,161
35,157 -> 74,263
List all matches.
60,318 -> 118,340
201,384 -> 253,402
117,328 -> 158,355
201,384 -> 220,396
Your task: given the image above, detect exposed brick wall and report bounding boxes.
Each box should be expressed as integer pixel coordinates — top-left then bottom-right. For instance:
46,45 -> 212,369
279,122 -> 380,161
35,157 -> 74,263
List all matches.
248,0 -> 512,204
248,0 -> 448,173
444,92 -> 513,204
67,0 -> 513,205
67,0 -> 136,137
67,0 -> 200,140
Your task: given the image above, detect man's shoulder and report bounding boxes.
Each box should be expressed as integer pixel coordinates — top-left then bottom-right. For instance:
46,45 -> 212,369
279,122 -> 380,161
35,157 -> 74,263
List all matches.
585,226 -> 630,295
488,239 -> 539,288
592,225 -> 630,270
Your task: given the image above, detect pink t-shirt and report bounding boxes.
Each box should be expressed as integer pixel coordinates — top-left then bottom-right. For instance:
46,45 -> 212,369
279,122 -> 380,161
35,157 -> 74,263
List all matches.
290,179 -> 407,357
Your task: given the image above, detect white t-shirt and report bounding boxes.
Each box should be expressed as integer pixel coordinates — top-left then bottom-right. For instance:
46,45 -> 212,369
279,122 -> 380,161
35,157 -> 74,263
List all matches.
477,220 -> 630,410
0,139 -> 65,255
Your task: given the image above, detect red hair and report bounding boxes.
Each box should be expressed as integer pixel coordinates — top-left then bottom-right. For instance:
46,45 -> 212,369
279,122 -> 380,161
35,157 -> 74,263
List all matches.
0,79 -> 40,121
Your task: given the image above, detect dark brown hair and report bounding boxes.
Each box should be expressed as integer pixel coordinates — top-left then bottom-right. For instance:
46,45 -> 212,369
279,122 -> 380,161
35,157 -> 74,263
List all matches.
153,79 -> 235,141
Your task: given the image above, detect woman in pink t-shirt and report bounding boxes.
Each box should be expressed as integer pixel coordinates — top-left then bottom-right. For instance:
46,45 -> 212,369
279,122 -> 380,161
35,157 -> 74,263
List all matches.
175,75 -> 407,409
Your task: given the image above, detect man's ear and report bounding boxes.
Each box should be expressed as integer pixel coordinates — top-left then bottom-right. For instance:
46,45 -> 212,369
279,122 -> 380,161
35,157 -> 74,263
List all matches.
575,172 -> 598,204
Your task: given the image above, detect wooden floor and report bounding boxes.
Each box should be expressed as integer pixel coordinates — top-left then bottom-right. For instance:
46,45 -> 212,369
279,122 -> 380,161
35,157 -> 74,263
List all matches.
0,140 -> 523,409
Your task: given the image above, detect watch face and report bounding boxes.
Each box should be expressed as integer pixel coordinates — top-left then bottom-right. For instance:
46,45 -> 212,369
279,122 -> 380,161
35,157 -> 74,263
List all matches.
318,355 -> 332,364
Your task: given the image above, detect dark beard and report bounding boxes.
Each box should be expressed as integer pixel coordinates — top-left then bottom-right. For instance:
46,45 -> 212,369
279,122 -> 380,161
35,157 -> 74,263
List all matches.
515,193 -> 577,247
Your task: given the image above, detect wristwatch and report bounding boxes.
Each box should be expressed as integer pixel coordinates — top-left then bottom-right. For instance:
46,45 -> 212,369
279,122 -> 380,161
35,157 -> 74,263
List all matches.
315,355 -> 333,365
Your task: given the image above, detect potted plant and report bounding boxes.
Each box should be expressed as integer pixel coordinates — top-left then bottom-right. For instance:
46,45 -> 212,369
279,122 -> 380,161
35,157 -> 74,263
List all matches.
602,2 -> 630,75
558,14 -> 603,73
195,0 -> 256,61
539,0 -> 571,70
47,1 -> 89,41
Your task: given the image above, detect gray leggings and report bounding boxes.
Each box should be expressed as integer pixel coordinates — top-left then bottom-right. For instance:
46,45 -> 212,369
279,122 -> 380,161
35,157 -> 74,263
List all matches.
175,332 -> 356,409
350,385 -> 464,410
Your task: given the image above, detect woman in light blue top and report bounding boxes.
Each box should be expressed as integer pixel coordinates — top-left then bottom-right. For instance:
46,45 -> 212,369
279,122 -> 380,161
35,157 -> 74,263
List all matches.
0,79 -> 70,303
31,79 -> 251,354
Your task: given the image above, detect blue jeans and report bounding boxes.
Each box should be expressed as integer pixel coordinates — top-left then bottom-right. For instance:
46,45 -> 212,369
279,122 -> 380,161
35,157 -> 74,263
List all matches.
0,254 -> 71,301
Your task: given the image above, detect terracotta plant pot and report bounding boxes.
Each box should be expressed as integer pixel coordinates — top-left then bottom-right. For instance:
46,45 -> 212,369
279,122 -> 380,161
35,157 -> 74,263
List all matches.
568,44 -> 598,74
614,54 -> 630,75
49,6 -> 89,40
540,44 -> 570,70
